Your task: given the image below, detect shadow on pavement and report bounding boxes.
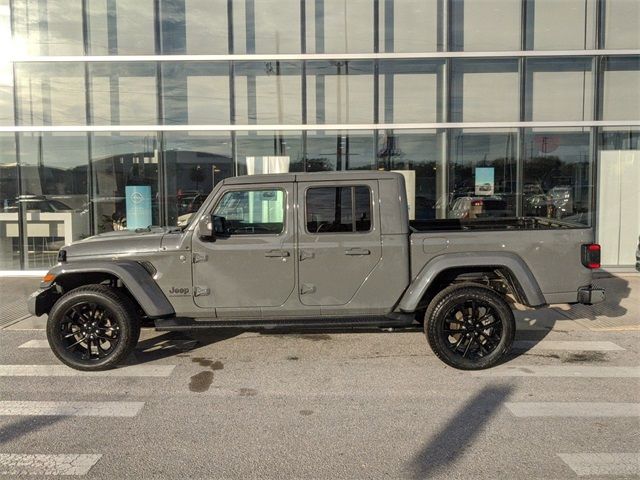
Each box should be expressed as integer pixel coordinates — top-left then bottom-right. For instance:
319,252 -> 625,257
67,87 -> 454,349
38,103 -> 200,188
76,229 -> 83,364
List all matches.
407,384 -> 513,479
0,416 -> 65,445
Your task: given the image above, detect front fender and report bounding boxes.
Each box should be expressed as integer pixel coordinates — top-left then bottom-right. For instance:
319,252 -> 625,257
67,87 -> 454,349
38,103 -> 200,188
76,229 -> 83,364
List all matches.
397,252 -> 546,312
38,261 -> 175,319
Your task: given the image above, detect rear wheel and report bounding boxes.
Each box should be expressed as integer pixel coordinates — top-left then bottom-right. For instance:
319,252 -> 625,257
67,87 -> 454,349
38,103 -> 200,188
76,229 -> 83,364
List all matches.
424,283 -> 515,370
47,285 -> 140,371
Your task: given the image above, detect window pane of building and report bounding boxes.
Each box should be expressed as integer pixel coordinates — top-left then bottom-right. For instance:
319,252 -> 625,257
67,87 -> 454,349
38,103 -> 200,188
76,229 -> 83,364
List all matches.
449,129 -> 518,220
305,130 -> 375,171
379,0 -> 442,53
307,61 -> 374,124
91,133 -> 160,233
18,132 -> 90,268
0,133 -> 20,269
235,131 -> 304,176
523,128 -> 592,225
233,0 -> 300,54
87,0 -> 156,55
525,58 -> 593,121
450,59 -> 519,122
161,0 -> 229,54
603,0 -> 640,49
162,62 -> 230,125
162,131 -> 233,226
306,0 -> 374,53
0,1 -> 13,126
89,63 -> 158,125
601,56 -> 640,121
12,0 -> 84,55
597,127 -> 640,266
15,63 -> 86,126
376,129 -> 445,220
378,60 -> 444,123
234,61 -> 302,125
525,0 -> 596,50
450,0 -> 521,51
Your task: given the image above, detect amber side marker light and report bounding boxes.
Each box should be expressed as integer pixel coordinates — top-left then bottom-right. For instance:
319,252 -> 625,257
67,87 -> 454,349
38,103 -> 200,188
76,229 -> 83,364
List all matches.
581,243 -> 601,269
42,273 -> 56,283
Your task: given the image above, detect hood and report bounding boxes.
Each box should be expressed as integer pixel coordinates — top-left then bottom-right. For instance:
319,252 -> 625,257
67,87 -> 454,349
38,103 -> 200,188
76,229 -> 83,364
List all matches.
63,226 -> 179,259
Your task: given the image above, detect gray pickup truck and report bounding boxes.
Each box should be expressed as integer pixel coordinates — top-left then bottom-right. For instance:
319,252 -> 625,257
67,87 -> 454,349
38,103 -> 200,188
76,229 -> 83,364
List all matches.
28,171 -> 604,371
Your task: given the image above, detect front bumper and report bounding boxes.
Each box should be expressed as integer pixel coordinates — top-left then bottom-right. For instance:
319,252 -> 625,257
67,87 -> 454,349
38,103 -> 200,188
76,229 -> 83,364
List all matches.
577,285 -> 606,305
27,286 -> 59,317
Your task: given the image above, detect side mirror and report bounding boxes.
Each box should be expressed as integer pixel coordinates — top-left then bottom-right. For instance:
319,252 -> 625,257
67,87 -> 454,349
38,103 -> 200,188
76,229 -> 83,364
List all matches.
198,214 -> 227,241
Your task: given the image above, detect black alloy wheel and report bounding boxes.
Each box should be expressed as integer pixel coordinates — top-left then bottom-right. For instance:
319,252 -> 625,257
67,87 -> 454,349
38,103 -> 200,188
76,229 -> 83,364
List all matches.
425,283 -> 515,370
47,285 -> 140,371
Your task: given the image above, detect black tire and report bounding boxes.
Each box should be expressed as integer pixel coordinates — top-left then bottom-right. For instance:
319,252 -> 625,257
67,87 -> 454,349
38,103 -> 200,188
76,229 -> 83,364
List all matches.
47,285 -> 141,371
424,283 -> 515,370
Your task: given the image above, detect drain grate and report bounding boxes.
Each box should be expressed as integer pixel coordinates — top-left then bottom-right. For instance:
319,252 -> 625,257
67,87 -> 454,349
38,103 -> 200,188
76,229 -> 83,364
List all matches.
0,299 -> 31,329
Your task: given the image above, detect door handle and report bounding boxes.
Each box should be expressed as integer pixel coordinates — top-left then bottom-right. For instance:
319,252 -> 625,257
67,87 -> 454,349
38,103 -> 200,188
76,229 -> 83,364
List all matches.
265,249 -> 290,258
345,248 -> 371,256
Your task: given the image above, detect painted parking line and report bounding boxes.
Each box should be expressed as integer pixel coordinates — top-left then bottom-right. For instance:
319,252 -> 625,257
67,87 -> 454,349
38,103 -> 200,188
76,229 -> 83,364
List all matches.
0,364 -> 175,377
475,365 -> 640,378
18,339 -> 49,349
505,402 -> 640,417
0,401 -> 145,417
513,340 -> 624,351
0,454 -> 102,476
559,453 -> 640,477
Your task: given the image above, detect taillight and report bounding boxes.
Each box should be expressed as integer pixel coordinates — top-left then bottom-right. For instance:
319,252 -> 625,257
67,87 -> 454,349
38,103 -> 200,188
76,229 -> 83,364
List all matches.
581,244 -> 601,269
471,200 -> 484,207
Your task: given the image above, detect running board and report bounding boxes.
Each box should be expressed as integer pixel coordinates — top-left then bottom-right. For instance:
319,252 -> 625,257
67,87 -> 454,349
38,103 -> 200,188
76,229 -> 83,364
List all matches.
154,314 -> 415,332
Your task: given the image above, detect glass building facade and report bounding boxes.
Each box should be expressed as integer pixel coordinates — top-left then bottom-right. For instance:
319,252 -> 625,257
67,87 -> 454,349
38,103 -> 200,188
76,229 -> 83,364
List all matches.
0,0 -> 638,270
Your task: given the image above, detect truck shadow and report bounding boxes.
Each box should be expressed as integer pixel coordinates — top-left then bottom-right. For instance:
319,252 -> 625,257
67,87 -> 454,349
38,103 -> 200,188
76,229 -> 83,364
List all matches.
407,384 -> 513,479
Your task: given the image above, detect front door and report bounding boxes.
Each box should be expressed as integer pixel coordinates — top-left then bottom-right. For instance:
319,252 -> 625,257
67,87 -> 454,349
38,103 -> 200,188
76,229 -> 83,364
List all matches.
297,181 -> 382,306
192,183 -> 295,311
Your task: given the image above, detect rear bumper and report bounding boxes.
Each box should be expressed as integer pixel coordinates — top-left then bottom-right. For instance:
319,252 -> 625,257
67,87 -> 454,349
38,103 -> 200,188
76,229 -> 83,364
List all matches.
577,285 -> 606,305
27,286 -> 59,317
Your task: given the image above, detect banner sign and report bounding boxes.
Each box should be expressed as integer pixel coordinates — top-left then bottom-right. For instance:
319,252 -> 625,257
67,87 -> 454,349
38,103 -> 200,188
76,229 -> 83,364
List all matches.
125,185 -> 152,230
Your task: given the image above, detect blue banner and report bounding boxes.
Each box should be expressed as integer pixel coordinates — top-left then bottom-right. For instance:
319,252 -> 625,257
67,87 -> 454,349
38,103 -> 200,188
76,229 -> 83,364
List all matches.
125,185 -> 152,230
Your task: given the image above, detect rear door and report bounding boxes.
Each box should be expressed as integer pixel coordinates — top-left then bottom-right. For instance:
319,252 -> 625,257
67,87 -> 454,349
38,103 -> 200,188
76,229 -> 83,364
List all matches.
297,181 -> 382,306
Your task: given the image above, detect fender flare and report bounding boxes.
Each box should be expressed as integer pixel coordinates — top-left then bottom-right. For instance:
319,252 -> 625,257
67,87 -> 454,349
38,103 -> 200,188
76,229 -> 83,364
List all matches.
44,260 -> 175,319
397,252 -> 546,312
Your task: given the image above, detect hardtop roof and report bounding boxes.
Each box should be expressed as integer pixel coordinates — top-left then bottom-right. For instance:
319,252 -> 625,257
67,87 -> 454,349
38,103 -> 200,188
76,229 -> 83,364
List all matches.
222,170 -> 403,185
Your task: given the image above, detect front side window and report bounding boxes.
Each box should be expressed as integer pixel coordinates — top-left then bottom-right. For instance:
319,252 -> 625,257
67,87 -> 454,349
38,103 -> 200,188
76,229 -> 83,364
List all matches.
306,186 -> 371,233
212,189 -> 285,235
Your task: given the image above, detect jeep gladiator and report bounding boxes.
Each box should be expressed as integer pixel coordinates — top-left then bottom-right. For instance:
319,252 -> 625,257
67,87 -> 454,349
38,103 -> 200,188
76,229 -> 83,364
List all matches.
28,171 -> 605,371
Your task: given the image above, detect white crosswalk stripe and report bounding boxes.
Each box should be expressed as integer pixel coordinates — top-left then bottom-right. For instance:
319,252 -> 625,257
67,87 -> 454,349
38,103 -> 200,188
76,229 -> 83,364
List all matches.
18,339 -> 50,348
0,401 -> 145,417
513,340 -> 624,351
559,453 -> 640,477
0,364 -> 175,377
505,402 -> 640,417
0,454 -> 102,476
475,365 -> 640,377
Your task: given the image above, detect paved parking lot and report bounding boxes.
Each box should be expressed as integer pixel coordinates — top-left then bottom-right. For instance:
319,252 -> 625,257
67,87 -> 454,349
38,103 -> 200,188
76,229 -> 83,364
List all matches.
0,275 -> 638,478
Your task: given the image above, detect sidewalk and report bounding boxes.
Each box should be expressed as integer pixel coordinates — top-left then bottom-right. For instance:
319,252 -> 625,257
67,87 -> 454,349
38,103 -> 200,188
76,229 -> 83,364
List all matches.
1,273 -> 638,332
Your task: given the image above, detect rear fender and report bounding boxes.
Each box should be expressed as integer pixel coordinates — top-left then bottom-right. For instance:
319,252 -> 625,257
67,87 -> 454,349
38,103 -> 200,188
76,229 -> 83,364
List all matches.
397,252 -> 546,312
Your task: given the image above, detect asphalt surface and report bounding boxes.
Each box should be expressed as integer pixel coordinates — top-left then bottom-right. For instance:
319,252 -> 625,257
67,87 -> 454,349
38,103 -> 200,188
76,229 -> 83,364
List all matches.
0,321 -> 638,478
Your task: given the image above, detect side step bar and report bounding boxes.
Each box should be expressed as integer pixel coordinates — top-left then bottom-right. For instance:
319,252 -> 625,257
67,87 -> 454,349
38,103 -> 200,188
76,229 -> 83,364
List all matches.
155,314 -> 415,332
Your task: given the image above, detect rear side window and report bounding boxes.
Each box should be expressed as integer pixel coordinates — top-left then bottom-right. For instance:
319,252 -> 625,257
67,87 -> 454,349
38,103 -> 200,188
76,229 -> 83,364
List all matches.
306,186 -> 372,233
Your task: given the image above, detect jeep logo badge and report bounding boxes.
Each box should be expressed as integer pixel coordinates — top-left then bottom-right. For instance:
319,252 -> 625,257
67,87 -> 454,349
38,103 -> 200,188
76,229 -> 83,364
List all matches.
168,286 -> 190,296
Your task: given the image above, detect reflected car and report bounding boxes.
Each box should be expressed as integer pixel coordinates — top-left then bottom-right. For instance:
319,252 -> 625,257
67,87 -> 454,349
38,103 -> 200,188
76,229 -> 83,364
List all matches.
449,196 -> 510,219
478,183 -> 492,192
4,195 -> 74,213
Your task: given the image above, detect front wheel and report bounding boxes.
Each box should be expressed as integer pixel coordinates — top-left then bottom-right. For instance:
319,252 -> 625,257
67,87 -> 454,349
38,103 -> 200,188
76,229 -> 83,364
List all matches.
47,285 -> 141,371
424,284 -> 515,370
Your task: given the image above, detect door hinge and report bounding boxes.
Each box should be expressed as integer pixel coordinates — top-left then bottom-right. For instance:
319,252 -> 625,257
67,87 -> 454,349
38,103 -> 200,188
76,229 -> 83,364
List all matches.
193,286 -> 210,297
300,283 -> 316,295
192,253 -> 208,263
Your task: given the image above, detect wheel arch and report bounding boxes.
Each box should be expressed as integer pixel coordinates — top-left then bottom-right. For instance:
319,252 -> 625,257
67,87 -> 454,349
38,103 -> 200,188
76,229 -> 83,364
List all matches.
41,261 -> 175,319
397,252 -> 546,312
